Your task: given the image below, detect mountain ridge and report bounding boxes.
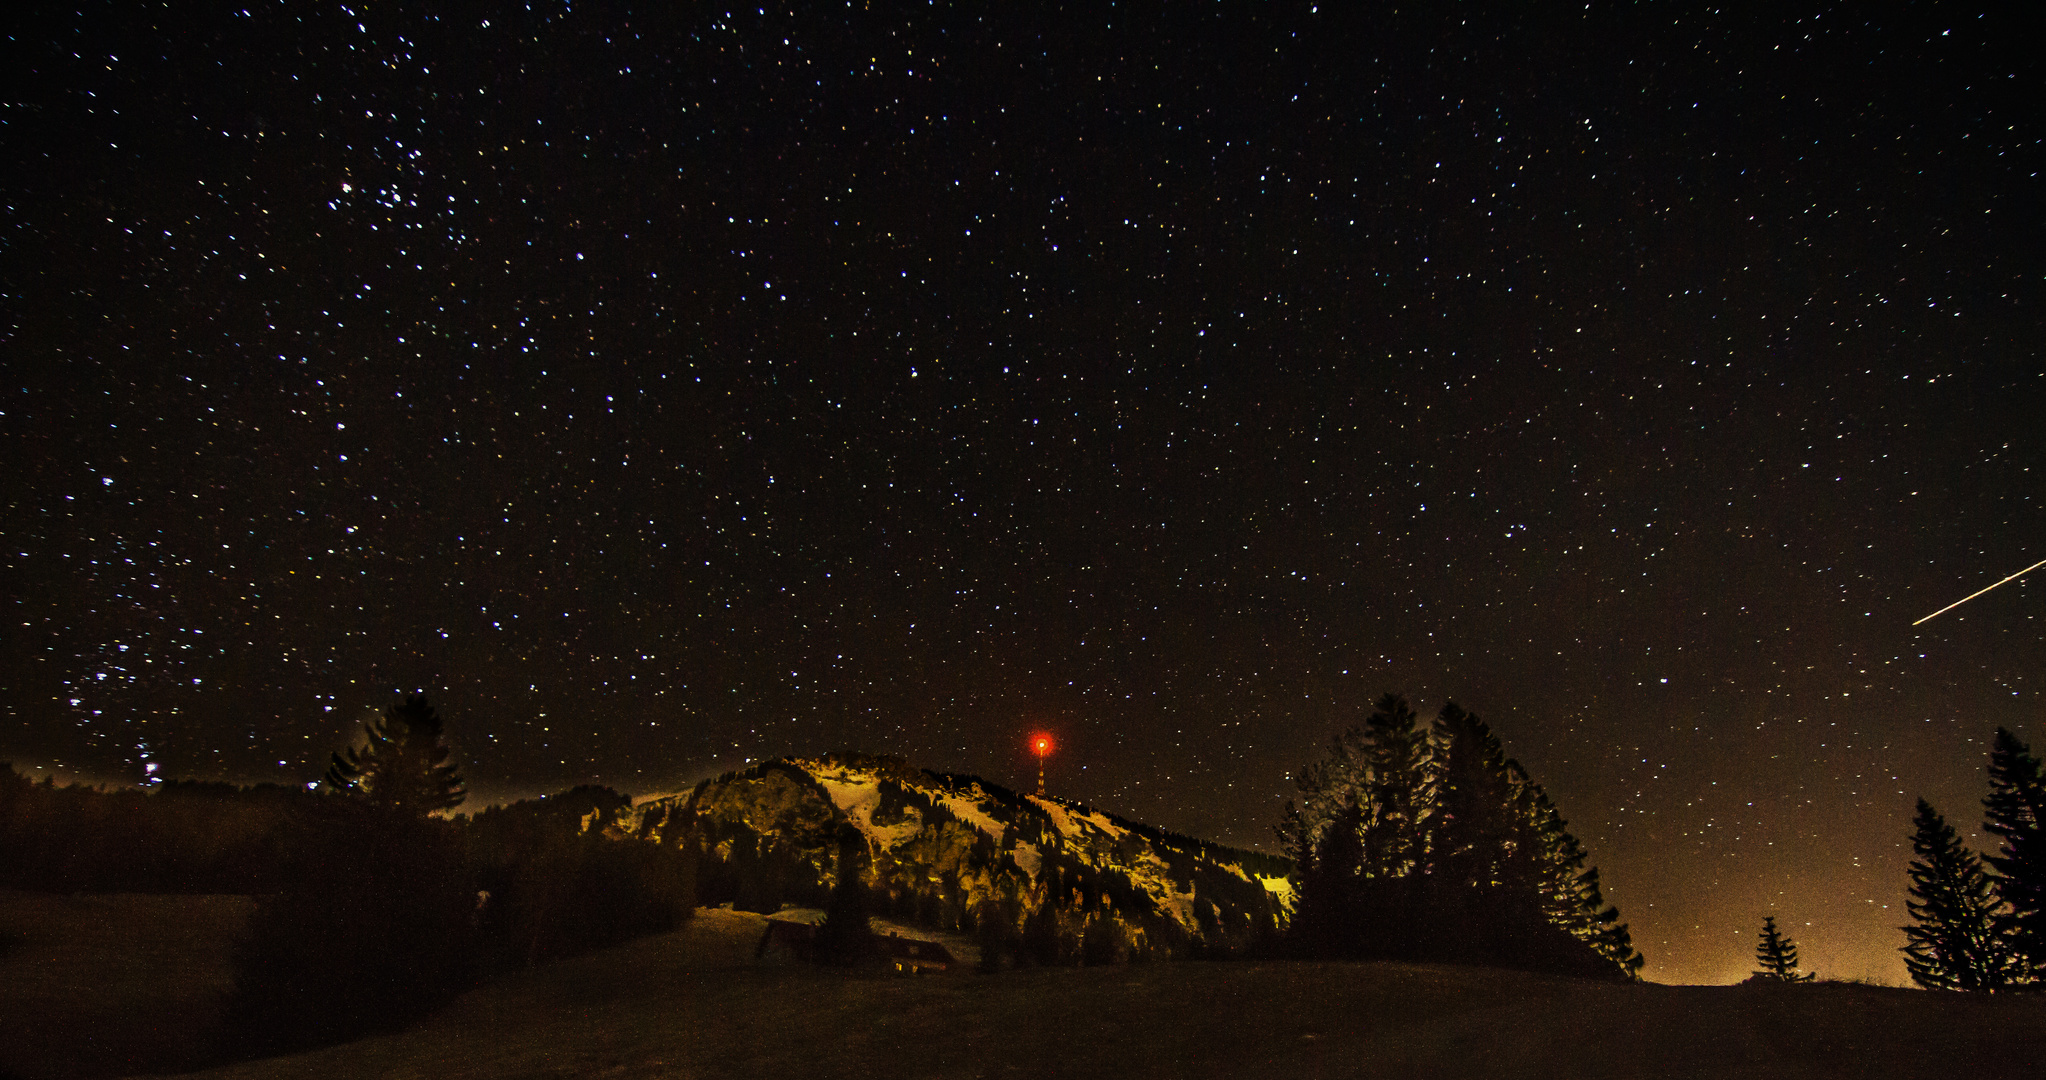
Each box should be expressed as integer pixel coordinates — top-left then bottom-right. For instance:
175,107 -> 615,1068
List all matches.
611,751 -> 1292,961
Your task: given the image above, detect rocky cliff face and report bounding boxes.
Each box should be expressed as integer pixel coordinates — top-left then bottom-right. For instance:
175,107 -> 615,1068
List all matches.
614,753 -> 1293,962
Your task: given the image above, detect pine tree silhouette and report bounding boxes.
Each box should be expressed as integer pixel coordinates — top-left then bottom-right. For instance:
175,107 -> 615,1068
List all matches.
1360,694 -> 1430,877
1982,728 -> 2046,982
323,694 -> 465,815
1279,695 -> 1640,978
1519,780 -> 1644,977
1903,798 -> 2019,991
1288,795 -> 1367,957
973,901 -> 1012,972
1021,886 -> 1066,965
814,835 -> 874,965
1429,703 -> 1528,894
1751,916 -> 1814,982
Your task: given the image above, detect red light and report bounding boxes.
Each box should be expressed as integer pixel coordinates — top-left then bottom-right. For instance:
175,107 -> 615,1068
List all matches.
1031,733 -> 1054,757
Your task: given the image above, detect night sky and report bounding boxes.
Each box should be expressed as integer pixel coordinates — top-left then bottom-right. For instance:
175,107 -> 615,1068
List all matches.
5,2 -> 2041,985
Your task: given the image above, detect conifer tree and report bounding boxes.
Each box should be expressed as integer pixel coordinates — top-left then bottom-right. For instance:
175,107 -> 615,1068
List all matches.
1751,915 -> 1815,982
1021,899 -> 1064,966
1279,695 -> 1640,978
814,835 -> 874,965
1361,694 -> 1431,877
1080,911 -> 1126,965
973,901 -> 1012,972
1902,799 -> 2018,991
1274,799 -> 1311,869
1275,721 -> 1371,870
1519,779 -> 1644,976
1429,703 -> 1530,893
323,694 -> 465,816
1423,705 -> 1636,978
1288,795 -> 1367,956
1982,727 -> 2046,982
1278,695 -> 1435,897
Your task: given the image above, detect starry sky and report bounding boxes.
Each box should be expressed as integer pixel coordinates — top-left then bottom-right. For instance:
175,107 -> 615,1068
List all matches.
4,2 -> 2041,985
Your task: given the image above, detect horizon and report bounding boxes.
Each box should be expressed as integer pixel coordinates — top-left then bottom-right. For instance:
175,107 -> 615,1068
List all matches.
5,727 -> 2023,988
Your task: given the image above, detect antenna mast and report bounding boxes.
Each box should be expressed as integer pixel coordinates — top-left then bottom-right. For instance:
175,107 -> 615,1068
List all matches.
1030,733 -> 1053,796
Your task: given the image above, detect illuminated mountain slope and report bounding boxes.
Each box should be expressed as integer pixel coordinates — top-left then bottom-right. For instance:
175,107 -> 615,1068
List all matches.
618,753 -> 1292,960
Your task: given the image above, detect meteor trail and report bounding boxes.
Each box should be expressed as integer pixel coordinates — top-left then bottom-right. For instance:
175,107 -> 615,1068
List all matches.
1914,557 -> 2046,625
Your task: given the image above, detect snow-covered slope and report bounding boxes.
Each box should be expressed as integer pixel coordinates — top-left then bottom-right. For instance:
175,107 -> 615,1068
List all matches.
621,752 -> 1293,961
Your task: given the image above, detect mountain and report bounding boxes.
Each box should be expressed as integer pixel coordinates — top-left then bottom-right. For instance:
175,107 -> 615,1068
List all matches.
610,752 -> 1294,962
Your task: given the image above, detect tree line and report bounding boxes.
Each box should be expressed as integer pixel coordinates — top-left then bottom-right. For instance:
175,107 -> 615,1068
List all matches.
1901,727 -> 2046,991
1277,694 -> 1644,979
1,694 -> 696,1062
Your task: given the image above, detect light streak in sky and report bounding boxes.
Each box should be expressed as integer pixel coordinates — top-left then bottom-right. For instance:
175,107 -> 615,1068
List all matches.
1914,558 -> 2046,625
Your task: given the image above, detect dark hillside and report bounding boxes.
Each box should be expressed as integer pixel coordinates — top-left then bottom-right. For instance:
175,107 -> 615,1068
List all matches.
165,907 -> 2046,1080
